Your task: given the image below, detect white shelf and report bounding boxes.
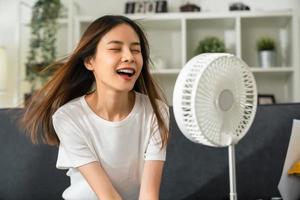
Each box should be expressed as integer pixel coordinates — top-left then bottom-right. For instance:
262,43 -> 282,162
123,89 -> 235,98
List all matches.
125,10 -> 293,20
250,67 -> 294,73
74,10 -> 294,24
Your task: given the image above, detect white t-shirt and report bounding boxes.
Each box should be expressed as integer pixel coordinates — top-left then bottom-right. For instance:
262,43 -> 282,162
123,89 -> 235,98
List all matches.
52,91 -> 169,200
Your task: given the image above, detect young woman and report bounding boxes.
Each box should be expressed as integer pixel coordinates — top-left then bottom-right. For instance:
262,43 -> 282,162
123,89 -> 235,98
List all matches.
21,15 -> 169,200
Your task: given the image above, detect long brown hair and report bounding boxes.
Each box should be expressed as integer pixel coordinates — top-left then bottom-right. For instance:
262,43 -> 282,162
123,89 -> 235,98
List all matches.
21,15 -> 169,148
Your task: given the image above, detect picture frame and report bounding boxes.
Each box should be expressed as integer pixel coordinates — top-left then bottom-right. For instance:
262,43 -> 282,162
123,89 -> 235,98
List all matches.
258,94 -> 276,105
125,2 -> 135,14
145,1 -> 156,13
134,2 -> 145,14
124,1 -> 168,14
155,0 -> 168,13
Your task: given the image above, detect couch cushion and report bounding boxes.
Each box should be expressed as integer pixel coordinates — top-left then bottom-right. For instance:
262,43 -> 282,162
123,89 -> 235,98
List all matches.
0,109 -> 69,200
160,104 -> 300,200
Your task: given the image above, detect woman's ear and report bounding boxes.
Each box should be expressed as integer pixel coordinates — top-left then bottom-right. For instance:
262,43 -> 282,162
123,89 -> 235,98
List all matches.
84,56 -> 94,71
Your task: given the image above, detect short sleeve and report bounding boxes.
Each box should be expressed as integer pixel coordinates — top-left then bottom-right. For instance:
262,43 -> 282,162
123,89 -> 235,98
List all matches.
144,102 -> 169,161
52,112 -> 97,169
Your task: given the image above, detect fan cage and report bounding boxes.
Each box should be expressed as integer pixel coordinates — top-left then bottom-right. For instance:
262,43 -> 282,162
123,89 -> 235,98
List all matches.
176,53 -> 257,147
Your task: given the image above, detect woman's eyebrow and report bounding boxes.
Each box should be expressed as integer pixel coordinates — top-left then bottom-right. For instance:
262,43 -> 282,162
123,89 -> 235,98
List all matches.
107,40 -> 122,45
107,40 -> 140,46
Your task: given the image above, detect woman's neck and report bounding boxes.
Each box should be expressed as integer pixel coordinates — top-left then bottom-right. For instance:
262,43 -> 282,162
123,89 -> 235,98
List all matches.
85,90 -> 135,122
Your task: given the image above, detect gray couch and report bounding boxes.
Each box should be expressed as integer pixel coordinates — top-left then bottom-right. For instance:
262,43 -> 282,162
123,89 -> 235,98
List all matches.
1,104 -> 300,200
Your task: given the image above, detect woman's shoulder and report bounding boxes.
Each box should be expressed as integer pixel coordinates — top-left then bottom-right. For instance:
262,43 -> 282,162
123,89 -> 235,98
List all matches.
135,91 -> 169,112
52,95 -> 84,120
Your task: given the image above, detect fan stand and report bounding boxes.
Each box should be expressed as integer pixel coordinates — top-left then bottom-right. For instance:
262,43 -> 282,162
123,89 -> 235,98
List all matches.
219,89 -> 238,200
228,144 -> 237,200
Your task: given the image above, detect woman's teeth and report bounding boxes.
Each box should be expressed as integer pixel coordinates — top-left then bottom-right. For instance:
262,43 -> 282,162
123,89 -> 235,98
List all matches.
116,69 -> 135,77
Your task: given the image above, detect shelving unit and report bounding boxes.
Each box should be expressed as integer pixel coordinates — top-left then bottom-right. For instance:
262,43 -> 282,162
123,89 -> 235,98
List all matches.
19,4 -> 299,105
123,11 -> 299,104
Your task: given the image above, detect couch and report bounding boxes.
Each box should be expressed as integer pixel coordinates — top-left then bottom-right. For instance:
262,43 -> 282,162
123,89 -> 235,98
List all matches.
1,104 -> 300,200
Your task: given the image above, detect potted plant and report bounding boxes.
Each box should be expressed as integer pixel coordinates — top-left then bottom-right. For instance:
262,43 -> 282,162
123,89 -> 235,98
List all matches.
26,0 -> 62,93
194,36 -> 226,55
256,37 -> 276,68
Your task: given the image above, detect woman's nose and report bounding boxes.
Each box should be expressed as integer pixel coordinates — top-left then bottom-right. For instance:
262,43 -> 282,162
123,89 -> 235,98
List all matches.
121,48 -> 134,63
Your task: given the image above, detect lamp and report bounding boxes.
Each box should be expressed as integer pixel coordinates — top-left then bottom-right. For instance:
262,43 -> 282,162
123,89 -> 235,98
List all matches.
0,47 -> 8,92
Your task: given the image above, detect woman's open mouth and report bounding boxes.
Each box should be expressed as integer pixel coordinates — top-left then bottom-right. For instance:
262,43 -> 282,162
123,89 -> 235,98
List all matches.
116,68 -> 136,80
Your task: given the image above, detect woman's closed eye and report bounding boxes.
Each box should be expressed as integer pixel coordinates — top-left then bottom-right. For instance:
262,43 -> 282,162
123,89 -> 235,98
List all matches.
109,48 -> 121,52
108,48 -> 140,54
131,49 -> 141,53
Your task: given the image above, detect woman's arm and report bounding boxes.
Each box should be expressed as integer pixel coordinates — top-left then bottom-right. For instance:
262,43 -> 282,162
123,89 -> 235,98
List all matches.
139,160 -> 164,200
78,161 -> 122,200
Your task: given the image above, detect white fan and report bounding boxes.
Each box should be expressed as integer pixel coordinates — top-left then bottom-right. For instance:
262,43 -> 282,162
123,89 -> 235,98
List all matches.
173,53 -> 257,200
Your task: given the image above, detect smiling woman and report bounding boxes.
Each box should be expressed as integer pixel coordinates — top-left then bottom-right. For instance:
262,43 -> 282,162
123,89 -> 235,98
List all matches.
83,23 -> 143,94
20,15 -> 169,200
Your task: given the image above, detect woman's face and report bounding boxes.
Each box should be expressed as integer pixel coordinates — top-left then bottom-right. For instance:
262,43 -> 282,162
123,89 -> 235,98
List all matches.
85,23 -> 143,93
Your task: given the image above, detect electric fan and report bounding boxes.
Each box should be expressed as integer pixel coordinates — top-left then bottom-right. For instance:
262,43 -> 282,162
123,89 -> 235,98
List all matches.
173,53 -> 257,200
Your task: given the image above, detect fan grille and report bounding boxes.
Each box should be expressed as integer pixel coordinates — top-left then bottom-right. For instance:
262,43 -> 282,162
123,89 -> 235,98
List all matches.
176,53 -> 257,147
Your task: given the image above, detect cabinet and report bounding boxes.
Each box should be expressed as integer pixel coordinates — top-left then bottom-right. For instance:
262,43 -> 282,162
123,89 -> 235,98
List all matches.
74,11 -> 299,105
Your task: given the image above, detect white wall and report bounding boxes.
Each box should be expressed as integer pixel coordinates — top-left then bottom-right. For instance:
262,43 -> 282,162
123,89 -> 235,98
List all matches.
0,0 -> 20,107
0,0 -> 299,107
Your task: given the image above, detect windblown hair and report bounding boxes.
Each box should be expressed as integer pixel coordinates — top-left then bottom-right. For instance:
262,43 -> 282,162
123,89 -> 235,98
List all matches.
21,15 -> 169,148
